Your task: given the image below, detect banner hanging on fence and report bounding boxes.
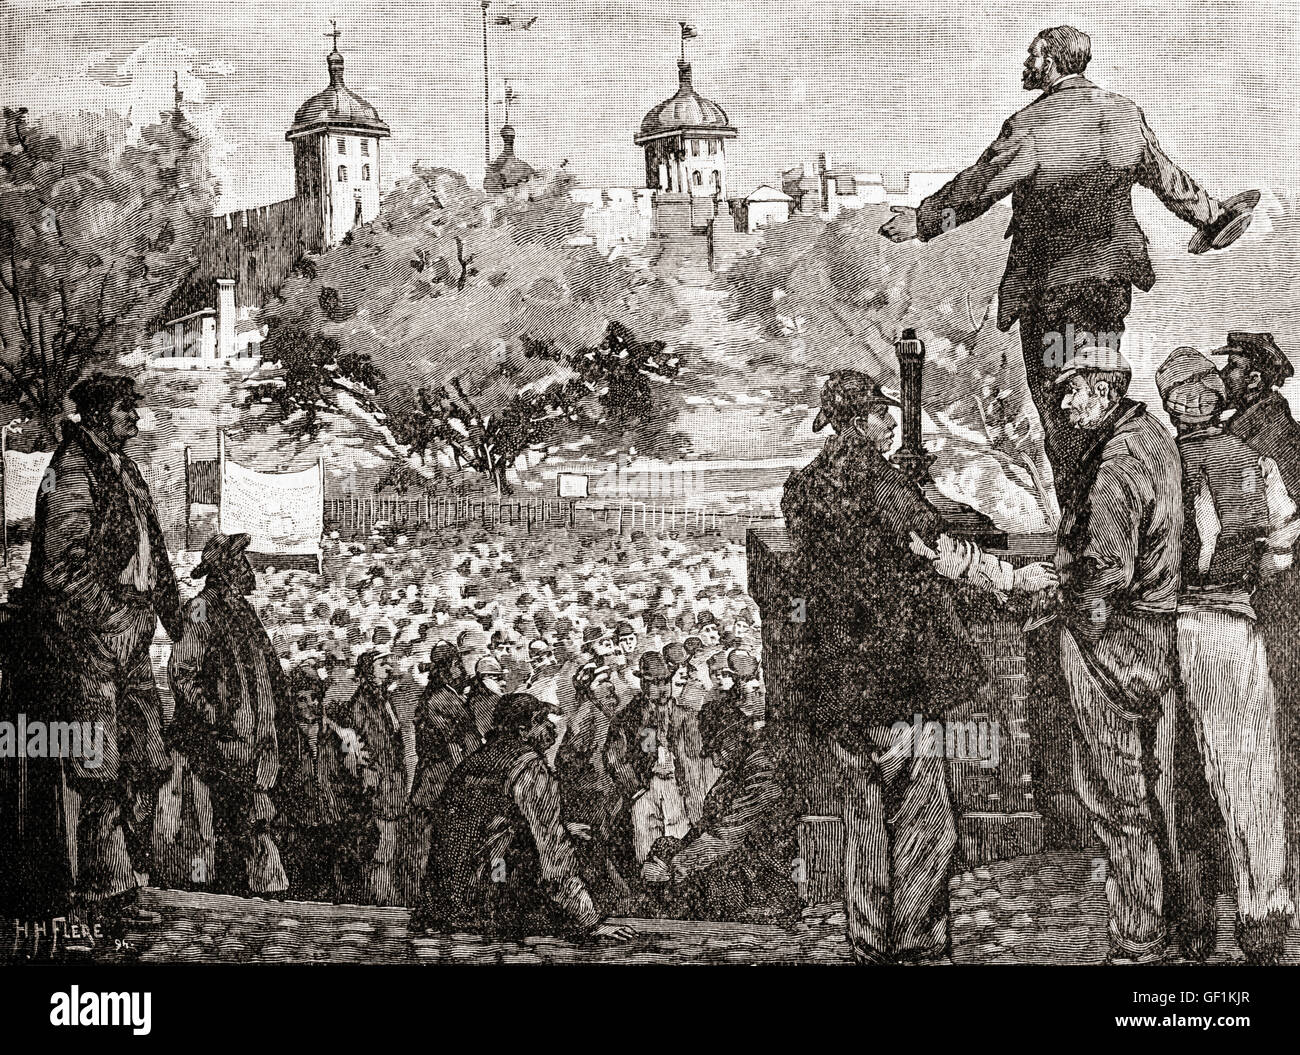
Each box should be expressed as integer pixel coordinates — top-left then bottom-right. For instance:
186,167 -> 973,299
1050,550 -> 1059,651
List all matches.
219,456 -> 323,557
3,448 -> 54,522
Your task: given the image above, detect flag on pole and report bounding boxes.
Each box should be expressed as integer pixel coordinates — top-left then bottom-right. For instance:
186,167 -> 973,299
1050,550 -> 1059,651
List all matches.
493,4 -> 537,30
680,22 -> 698,40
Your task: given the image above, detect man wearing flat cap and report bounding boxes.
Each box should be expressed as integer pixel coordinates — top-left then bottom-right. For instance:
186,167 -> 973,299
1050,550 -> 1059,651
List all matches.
2,371 -> 183,928
1155,349 -> 1298,964
167,532 -> 288,898
1052,345 -> 1183,961
1215,331 -> 1300,906
783,369 -> 1056,965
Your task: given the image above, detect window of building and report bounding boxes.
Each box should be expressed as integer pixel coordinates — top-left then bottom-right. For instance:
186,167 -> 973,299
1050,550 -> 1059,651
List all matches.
362,164 -> 371,181
360,139 -> 369,157
337,138 -> 347,154
708,139 -> 718,156
338,164 -> 348,182
691,139 -> 700,156
692,170 -> 703,186
355,199 -> 363,224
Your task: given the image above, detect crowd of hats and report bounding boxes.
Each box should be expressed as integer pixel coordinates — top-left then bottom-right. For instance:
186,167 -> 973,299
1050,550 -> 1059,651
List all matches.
171,525 -> 762,706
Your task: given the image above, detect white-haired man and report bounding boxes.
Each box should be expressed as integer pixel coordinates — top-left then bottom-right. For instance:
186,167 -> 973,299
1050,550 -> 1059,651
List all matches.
1053,345 -> 1183,963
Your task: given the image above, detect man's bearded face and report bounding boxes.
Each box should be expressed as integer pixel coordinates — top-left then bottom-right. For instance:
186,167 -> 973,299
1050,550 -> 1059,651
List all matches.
1220,355 -> 1256,409
1060,375 -> 1112,430
1023,38 -> 1054,90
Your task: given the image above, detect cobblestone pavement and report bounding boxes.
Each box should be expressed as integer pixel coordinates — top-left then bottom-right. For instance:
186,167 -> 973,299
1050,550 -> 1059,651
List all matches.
10,852 -> 1297,964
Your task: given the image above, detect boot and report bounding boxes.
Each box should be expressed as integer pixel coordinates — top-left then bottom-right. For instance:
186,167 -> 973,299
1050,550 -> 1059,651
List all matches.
1235,911 -> 1290,966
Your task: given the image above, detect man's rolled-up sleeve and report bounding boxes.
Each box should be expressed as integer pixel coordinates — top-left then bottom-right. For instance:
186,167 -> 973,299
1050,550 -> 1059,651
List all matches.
512,758 -> 600,932
917,120 -> 1038,240
1067,460 -> 1141,642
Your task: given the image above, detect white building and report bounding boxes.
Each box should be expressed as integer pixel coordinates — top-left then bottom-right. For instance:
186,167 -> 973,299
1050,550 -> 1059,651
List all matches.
285,36 -> 391,248
155,279 -> 265,369
743,185 -> 794,232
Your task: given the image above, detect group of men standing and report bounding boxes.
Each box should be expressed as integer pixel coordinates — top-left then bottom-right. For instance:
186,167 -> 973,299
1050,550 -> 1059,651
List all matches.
0,376 -> 796,951
785,23 -> 1296,965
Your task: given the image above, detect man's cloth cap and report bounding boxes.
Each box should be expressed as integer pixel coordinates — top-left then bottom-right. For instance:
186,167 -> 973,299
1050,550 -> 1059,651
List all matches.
1054,344 -> 1133,387
813,369 -> 900,432
1210,331 -> 1293,381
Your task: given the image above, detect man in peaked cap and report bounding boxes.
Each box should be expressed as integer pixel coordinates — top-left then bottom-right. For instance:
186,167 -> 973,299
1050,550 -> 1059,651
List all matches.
1155,349 -> 1299,964
1051,344 -> 1184,961
1215,332 -> 1300,908
168,532 -> 288,899
1217,333 -> 1300,491
2,371 -> 184,929
782,368 -> 1055,965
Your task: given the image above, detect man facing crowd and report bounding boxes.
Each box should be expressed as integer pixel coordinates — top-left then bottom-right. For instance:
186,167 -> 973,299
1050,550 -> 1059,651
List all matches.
879,24 -> 1253,489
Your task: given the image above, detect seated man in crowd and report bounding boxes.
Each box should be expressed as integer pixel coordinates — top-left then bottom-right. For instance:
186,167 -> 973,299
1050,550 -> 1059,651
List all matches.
413,692 -> 634,942
640,692 -> 800,923
604,651 -> 692,878
555,662 -> 630,912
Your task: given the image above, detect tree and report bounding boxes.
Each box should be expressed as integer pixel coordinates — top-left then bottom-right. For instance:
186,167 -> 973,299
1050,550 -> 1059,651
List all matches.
720,203 -> 1055,521
247,324 -> 382,436
262,164 -> 687,486
0,103 -> 215,438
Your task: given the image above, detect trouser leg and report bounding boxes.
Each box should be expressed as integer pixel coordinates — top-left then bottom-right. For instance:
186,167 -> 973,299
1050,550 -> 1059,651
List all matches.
365,817 -> 399,905
1060,629 -> 1166,957
66,776 -> 137,901
834,739 -> 892,963
211,781 -> 287,896
834,724 -> 955,963
881,729 -> 957,960
1179,611 -> 1293,923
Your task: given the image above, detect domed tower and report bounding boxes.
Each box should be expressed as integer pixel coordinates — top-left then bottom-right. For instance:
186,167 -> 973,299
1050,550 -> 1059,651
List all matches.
286,26 -> 391,248
484,84 -> 536,195
634,57 -> 736,200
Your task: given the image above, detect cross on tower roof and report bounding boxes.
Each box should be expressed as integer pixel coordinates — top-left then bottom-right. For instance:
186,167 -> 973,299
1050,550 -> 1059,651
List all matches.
326,19 -> 341,52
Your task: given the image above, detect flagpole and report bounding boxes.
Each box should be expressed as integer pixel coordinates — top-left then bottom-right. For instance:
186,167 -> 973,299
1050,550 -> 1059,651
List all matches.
482,1 -> 492,179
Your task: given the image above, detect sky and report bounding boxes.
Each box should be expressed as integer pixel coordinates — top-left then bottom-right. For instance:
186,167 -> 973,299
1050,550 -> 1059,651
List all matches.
2,0 -> 1298,213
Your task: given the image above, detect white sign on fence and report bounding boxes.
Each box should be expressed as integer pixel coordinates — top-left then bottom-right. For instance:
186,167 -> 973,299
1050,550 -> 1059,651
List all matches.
556,472 -> 589,499
3,448 -> 54,522
219,453 -> 323,563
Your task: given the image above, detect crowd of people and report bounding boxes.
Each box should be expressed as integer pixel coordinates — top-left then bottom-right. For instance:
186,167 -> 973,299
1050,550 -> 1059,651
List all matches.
0,370 -> 796,951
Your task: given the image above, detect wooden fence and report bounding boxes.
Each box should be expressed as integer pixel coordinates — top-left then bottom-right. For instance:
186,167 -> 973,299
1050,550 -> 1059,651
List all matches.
325,494 -> 778,538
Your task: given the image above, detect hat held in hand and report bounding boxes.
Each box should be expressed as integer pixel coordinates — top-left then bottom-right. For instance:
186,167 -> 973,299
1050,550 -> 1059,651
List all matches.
1188,189 -> 1260,255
